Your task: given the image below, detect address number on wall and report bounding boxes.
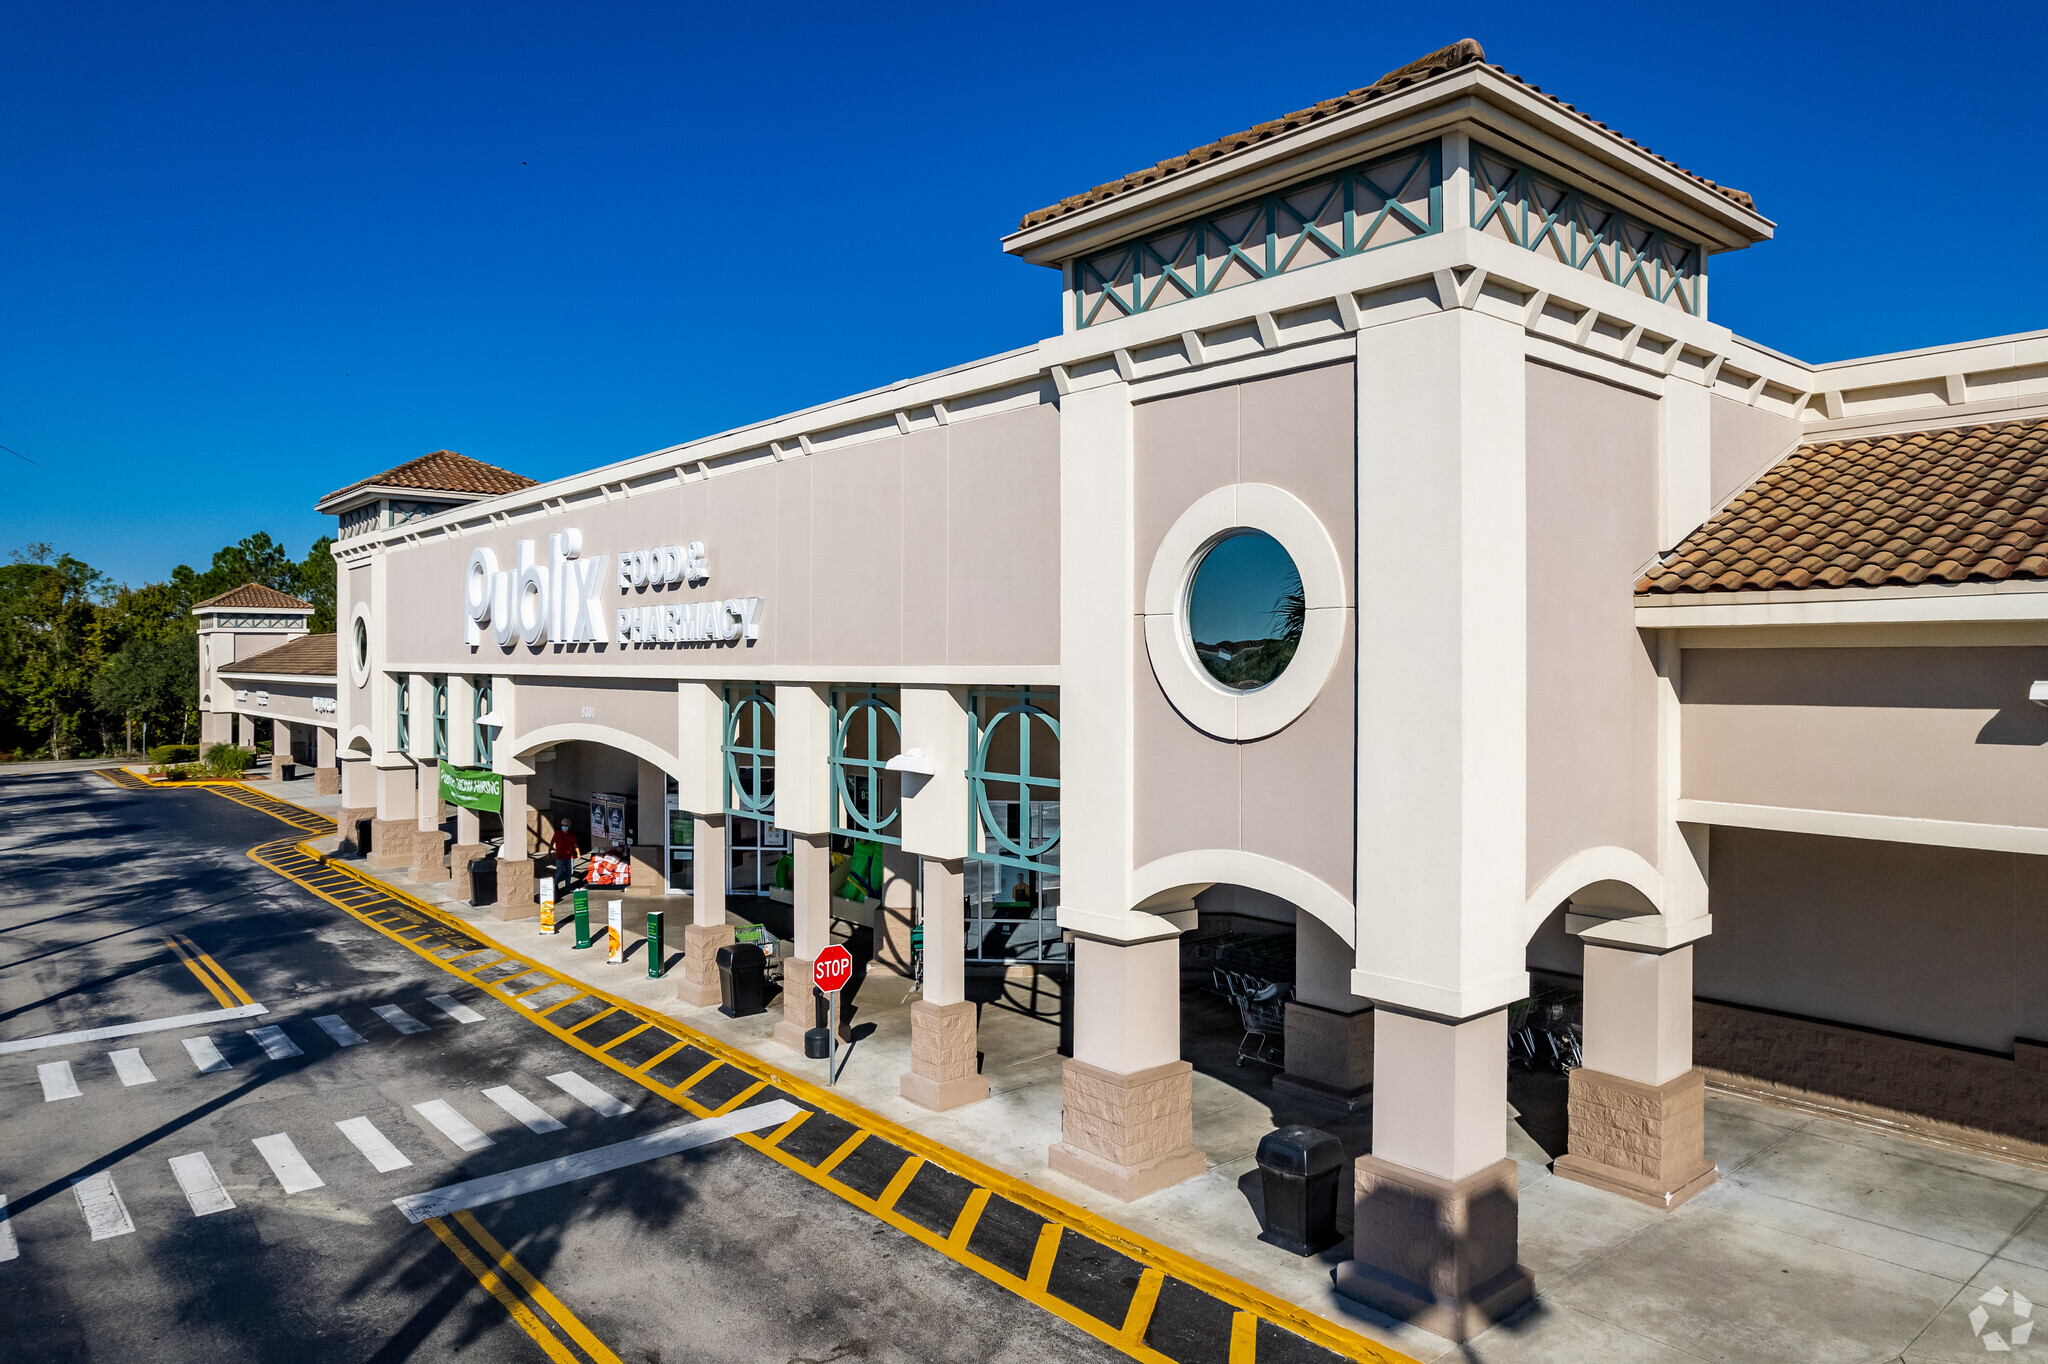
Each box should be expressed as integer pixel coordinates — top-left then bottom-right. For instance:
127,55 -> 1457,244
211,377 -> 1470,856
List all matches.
580,706 -> 595,718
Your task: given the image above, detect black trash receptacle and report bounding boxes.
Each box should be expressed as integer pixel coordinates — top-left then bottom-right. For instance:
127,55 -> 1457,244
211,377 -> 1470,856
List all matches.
468,857 -> 497,908
1255,1125 -> 1346,1256
716,943 -> 767,1018
355,817 -> 373,857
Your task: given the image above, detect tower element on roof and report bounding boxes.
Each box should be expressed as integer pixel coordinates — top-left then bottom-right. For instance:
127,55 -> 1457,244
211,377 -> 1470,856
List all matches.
314,450 -> 537,539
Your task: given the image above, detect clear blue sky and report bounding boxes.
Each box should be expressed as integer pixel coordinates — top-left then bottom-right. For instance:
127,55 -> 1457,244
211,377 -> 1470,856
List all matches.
5,2 -> 2042,587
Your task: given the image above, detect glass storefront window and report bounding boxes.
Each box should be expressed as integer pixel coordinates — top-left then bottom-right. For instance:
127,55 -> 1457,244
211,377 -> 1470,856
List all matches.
431,675 -> 449,759
664,774 -> 691,894
966,689 -> 1062,965
727,813 -> 786,897
395,675 -> 410,751
472,676 -> 493,769
1185,530 -> 1304,692
831,688 -> 901,845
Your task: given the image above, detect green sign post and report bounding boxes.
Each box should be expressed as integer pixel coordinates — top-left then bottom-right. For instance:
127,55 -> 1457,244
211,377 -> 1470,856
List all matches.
439,765 -> 503,813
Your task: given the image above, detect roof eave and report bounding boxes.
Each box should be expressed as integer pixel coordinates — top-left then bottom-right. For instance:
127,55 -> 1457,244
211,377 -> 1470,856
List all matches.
313,484 -> 498,516
1003,66 -> 1773,267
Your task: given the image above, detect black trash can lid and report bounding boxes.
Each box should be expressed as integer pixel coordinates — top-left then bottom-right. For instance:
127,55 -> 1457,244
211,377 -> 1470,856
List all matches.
1255,1124 -> 1347,1177
715,942 -> 765,968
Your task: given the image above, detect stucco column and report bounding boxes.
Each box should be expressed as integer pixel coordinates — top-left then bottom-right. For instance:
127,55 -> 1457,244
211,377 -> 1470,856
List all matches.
200,709 -> 232,749
1336,1007 -> 1534,1342
678,814 -> 732,1008
901,858 -> 987,1111
450,803 -> 486,900
1048,935 -> 1205,1200
368,763 -> 417,870
411,758 -> 449,882
1554,942 -> 1717,1209
315,725 -> 340,795
493,771 -> 536,916
272,720 -> 296,781
773,832 -> 833,1051
1275,913 -> 1373,1110
337,753 -> 374,854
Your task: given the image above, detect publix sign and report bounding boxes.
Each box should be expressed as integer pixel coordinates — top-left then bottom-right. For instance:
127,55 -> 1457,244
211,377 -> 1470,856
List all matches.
464,529 -> 762,650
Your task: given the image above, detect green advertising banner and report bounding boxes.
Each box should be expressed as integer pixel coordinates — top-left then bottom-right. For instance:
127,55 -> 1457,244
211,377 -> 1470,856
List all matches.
439,765 -> 502,813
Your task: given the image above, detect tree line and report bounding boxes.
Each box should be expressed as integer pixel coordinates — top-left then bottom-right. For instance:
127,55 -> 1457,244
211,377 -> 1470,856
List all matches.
0,533 -> 335,761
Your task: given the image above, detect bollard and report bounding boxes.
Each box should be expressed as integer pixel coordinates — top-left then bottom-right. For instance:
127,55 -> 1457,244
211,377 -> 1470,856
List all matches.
538,877 -> 556,936
572,888 -> 592,949
605,900 -> 624,964
646,910 -> 664,979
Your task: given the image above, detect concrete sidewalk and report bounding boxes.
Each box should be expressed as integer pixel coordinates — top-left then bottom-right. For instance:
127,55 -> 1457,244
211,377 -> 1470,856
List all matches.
266,797 -> 2048,1363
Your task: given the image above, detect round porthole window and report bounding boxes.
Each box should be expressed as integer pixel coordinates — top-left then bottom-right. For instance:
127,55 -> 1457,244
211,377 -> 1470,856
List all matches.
349,603 -> 373,689
353,618 -> 369,672
1185,530 -> 1304,693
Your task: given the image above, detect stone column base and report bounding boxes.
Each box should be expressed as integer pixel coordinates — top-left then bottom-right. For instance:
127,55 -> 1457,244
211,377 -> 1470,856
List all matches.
900,1000 -> 989,1111
314,768 -> 341,796
772,957 -> 817,1051
1047,1057 -> 1207,1201
411,830 -> 451,883
1553,1066 -> 1719,1209
1273,1001 -> 1374,1111
366,819 -> 413,869
449,842 -> 489,900
1336,1154 -> 1535,1342
492,859 -> 536,920
336,807 -> 374,856
677,924 -> 736,1008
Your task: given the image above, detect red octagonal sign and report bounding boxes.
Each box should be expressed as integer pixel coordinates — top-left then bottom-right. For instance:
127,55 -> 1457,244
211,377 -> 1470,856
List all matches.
813,944 -> 855,994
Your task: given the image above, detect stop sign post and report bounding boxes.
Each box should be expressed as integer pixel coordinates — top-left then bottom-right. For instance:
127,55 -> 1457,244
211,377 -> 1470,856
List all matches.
813,945 -> 855,1086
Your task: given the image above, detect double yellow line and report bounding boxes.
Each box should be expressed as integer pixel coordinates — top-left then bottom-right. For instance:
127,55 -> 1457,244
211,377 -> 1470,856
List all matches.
163,933 -> 256,1008
427,1211 -> 620,1364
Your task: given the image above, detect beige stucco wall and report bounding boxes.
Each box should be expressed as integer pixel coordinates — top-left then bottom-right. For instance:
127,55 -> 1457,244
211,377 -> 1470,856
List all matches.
217,679 -> 332,728
1681,646 -> 2048,826
1523,362 -> 1660,892
1129,361 -> 1357,903
511,678 -> 680,763
1708,394 -> 1802,509
375,401 -> 1059,674
1697,826 -> 2048,1052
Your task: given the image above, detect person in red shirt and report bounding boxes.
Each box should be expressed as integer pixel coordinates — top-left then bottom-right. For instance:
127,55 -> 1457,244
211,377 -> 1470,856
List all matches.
549,824 -> 579,899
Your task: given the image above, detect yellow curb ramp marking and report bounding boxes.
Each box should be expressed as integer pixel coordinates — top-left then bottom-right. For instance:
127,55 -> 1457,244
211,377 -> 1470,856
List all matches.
537,992 -> 591,1018
763,1108 -> 813,1147
424,1215 -> 579,1364
597,1021 -> 653,1053
237,824 -> 1412,1364
878,1155 -> 923,1212
675,1059 -> 722,1092
815,1130 -> 867,1177
1121,1268 -> 1167,1344
454,1210 -> 625,1364
1231,1311 -> 1259,1364
1027,1220 -> 1064,1290
710,1078 -> 768,1116
634,1039 -> 690,1074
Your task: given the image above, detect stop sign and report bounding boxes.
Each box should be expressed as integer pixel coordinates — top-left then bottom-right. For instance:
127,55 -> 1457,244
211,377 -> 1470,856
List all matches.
813,944 -> 855,994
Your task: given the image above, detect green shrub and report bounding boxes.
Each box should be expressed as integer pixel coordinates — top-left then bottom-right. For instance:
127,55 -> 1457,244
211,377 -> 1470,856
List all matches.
200,743 -> 255,778
149,744 -> 199,765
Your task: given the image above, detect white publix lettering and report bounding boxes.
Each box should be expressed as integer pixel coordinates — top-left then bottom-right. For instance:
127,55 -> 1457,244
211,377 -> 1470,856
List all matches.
616,597 -> 763,647
465,531 -> 610,647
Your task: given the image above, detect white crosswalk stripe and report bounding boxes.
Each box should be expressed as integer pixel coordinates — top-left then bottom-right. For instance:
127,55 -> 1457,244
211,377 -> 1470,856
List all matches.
37,1061 -> 80,1102
0,1196 -> 17,1262
482,1086 -> 566,1134
252,1133 -> 324,1193
547,1072 -> 636,1117
71,1171 -> 135,1240
336,1117 -> 412,1172
372,1005 -> 429,1036
109,1049 -> 156,1086
245,1026 -> 303,1060
414,1100 -> 494,1153
168,1153 -> 235,1216
313,1015 -> 365,1047
184,1036 -> 231,1074
426,995 -> 484,1024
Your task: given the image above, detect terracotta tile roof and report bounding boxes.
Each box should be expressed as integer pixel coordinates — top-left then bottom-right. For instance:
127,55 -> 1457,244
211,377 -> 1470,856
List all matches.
192,582 -> 313,611
1018,39 -> 1755,233
218,633 -> 336,678
1636,417 -> 2048,595
321,449 -> 535,504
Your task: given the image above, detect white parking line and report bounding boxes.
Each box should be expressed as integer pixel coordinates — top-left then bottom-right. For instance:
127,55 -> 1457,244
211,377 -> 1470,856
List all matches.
427,995 -> 485,1024
0,1195 -> 15,1261
184,1037 -> 231,1074
482,1086 -> 566,1134
336,1117 -> 412,1172
414,1100 -> 495,1154
246,1026 -> 303,1060
313,1015 -> 365,1047
109,1049 -> 156,1086
252,1134 -> 324,1193
37,1061 -> 80,1102
391,1101 -> 799,1223
0,1003 -> 267,1055
71,1172 -> 135,1240
373,1005 -> 429,1036
547,1072 -> 635,1117
168,1153 -> 235,1216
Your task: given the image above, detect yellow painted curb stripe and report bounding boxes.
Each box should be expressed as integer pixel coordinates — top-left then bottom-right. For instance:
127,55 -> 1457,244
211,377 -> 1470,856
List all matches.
1230,1310 -> 1258,1363
1027,1220 -> 1064,1290
424,1216 -> 578,1364
454,1210 -> 625,1364
1121,1267 -> 1166,1344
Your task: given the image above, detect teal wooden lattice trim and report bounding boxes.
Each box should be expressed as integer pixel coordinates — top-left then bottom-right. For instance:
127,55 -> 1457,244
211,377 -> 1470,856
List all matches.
472,676 -> 493,769
1469,144 -> 1702,315
723,685 -> 775,818
830,688 -> 902,846
1073,141 -> 1442,329
967,688 -> 1060,873
395,675 -> 410,752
